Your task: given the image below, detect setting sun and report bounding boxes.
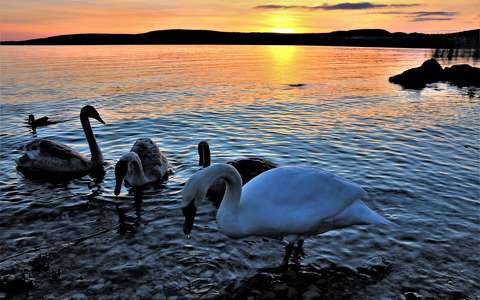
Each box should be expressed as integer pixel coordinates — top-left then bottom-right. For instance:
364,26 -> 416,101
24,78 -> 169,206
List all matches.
262,13 -> 303,34
271,28 -> 295,33
272,28 -> 295,33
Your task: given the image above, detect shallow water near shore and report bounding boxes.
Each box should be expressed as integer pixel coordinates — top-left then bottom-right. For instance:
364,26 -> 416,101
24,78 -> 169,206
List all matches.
0,45 -> 479,299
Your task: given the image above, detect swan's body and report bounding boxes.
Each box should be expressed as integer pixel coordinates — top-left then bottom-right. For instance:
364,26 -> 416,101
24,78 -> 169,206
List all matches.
182,164 -> 395,267
114,138 -> 171,195
197,141 -> 277,201
17,106 -> 105,177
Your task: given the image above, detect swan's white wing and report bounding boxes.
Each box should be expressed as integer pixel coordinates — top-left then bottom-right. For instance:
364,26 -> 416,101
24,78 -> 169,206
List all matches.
239,166 -> 366,236
131,138 -> 170,180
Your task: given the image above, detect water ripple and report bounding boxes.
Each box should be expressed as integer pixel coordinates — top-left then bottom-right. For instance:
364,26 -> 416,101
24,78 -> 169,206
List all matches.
0,45 -> 479,298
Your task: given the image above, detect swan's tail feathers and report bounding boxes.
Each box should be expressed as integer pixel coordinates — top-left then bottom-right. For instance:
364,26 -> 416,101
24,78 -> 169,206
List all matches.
359,202 -> 398,227
366,211 -> 397,227
332,200 -> 398,228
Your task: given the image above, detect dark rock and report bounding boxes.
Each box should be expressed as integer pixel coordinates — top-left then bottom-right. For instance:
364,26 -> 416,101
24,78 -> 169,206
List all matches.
389,59 -> 444,89
404,291 -> 423,300
389,59 -> 480,89
303,285 -> 321,300
443,64 -> 480,87
443,290 -> 468,299
30,254 -> 50,272
280,270 -> 299,282
287,287 -> 299,298
70,293 -> 88,300
216,260 -> 394,299
273,283 -> 288,293
260,291 -> 277,299
0,273 -> 35,295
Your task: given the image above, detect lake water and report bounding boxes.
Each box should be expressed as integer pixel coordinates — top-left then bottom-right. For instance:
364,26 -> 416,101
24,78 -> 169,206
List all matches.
0,45 -> 479,299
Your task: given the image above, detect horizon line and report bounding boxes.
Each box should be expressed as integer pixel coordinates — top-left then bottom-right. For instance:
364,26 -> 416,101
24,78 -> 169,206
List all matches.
2,27 -> 479,43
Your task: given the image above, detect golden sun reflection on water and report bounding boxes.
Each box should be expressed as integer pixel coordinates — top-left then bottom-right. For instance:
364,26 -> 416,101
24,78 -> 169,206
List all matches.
267,45 -> 298,64
1,45 -> 477,125
264,45 -> 301,84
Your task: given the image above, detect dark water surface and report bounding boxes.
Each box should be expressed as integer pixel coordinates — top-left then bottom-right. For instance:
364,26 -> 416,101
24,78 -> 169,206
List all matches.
0,45 -> 479,299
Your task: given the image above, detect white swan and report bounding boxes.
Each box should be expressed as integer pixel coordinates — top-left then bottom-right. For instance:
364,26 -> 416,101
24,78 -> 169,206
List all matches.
114,138 -> 171,195
197,141 -> 277,201
17,105 -> 105,178
181,164 -> 395,267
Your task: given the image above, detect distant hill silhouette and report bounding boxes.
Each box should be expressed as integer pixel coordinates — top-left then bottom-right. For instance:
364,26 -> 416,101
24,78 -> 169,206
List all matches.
2,29 -> 479,49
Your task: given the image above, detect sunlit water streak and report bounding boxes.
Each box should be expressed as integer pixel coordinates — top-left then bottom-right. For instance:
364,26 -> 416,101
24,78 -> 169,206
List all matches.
0,45 -> 479,298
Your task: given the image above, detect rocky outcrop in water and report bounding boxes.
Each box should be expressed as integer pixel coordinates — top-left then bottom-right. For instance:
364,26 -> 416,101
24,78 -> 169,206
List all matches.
443,64 -> 480,87
389,59 -> 480,89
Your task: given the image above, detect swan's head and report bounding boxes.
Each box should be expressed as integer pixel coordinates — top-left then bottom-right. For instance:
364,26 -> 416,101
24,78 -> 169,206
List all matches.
181,170 -> 209,236
80,105 -> 106,124
114,152 -> 141,195
198,141 -> 211,167
28,115 -> 35,124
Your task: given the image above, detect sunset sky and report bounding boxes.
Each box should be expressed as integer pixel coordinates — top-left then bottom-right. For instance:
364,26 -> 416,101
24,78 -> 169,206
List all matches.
1,0 -> 479,41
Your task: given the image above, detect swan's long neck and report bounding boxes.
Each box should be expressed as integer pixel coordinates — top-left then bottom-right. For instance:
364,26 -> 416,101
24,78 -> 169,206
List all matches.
198,164 -> 243,236
198,142 -> 211,167
81,114 -> 103,164
128,158 -> 148,186
218,167 -> 242,213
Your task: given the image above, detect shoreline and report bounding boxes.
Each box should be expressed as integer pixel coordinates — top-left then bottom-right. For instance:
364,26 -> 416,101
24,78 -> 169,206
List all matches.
2,29 -> 479,49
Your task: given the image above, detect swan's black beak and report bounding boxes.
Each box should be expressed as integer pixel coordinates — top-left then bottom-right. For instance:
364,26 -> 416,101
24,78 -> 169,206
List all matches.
114,160 -> 127,196
114,181 -> 122,196
182,201 -> 197,236
96,116 -> 106,125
